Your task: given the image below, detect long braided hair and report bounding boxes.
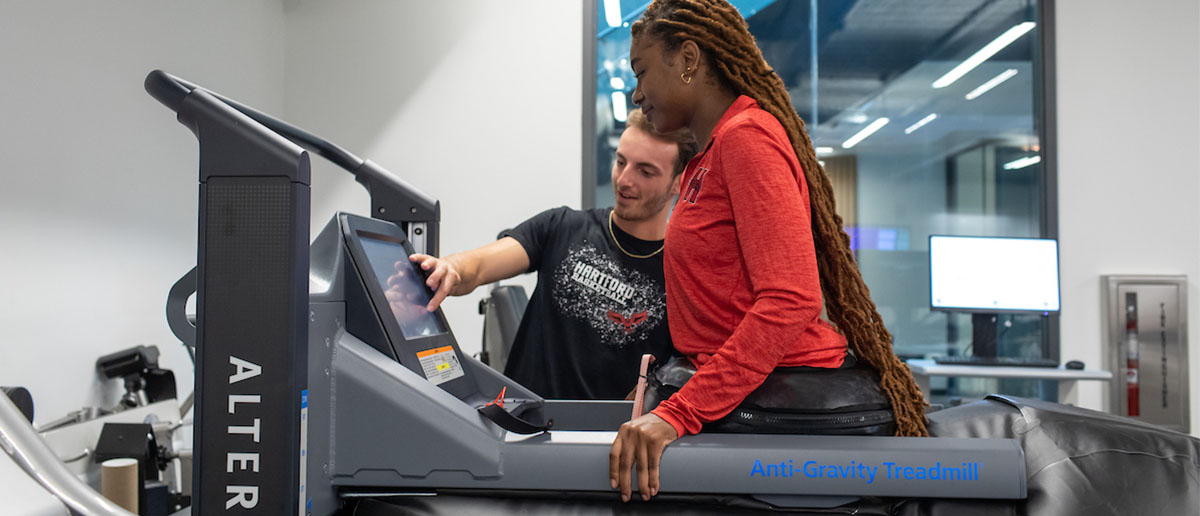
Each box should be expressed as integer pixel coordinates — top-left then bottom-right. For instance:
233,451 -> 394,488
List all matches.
633,0 -> 929,437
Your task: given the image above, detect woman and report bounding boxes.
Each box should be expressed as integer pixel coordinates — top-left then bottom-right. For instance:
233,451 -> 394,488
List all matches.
608,0 -> 928,502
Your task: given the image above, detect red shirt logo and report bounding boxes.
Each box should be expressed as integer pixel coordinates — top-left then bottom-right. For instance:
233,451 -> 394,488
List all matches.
683,167 -> 709,204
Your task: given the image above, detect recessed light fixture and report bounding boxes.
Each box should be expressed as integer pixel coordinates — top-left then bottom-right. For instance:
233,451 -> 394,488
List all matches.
842,118 -> 889,149
604,0 -> 623,28
1003,155 -> 1041,170
816,146 -> 834,155
904,113 -> 938,134
612,91 -> 628,122
965,69 -> 1019,100
610,77 -> 625,90
932,22 -> 1036,89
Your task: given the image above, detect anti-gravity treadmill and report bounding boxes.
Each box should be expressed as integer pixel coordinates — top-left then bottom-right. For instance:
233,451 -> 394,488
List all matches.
144,70 -> 1026,515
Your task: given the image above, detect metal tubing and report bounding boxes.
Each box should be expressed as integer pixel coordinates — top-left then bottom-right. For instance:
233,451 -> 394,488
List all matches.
0,394 -> 137,516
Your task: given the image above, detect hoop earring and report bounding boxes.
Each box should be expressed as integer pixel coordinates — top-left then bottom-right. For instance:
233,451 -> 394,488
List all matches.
680,71 -> 693,84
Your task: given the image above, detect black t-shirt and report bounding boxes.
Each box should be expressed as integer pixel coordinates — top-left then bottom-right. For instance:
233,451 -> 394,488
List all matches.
500,207 -> 673,399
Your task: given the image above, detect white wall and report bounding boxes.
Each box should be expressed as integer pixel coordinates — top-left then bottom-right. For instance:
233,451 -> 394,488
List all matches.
1056,0 -> 1200,434
0,2 -> 581,512
0,1 -> 286,514
283,0 -> 582,357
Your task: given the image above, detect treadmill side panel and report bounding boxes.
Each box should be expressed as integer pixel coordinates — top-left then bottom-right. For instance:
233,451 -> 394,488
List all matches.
337,431 -> 1025,499
331,335 -> 505,480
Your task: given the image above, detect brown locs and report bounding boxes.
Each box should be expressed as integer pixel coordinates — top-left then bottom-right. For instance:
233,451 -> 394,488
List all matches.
633,0 -> 929,437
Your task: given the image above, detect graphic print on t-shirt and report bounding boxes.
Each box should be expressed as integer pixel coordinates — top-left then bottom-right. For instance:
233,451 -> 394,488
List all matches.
552,243 -> 665,348
606,310 -> 647,333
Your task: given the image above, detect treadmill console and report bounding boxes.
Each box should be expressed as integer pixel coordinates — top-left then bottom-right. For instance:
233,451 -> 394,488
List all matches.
356,232 -> 448,340
340,213 -> 481,403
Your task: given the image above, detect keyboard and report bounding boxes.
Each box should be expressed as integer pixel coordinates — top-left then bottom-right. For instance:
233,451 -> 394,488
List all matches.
932,356 -> 1059,368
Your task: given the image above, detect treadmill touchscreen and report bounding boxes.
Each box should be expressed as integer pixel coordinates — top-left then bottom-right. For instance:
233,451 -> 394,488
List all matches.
357,232 -> 448,339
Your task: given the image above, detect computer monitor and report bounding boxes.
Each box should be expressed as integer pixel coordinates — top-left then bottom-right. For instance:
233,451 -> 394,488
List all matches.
929,235 -> 1060,313
929,235 -> 1060,357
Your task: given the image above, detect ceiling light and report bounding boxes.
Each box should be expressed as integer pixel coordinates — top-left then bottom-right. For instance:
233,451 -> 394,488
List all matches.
845,112 -> 869,124
932,22 -> 1036,89
612,91 -> 628,122
965,69 -> 1019,100
904,113 -> 938,134
604,0 -> 623,28
841,118 -> 889,149
1003,155 -> 1041,170
816,146 -> 834,155
610,77 -> 625,90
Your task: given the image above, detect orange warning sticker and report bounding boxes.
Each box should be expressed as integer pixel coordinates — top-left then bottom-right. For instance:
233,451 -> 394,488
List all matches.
417,345 -> 454,359
417,346 -> 464,385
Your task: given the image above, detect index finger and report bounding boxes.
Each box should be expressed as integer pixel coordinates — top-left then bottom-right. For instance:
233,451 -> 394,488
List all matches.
608,433 -> 624,490
618,432 -> 636,501
426,281 -> 451,311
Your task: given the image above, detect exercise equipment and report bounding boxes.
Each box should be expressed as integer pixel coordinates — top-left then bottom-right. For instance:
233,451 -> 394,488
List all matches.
142,70 -> 1026,515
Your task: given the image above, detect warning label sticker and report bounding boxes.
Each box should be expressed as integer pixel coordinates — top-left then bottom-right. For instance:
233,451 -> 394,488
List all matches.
416,345 -> 464,385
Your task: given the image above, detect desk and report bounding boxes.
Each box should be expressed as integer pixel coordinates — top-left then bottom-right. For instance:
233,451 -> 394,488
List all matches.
906,359 -> 1113,403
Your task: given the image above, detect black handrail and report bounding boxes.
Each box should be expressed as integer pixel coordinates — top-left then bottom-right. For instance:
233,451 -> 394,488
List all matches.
145,69 -> 440,253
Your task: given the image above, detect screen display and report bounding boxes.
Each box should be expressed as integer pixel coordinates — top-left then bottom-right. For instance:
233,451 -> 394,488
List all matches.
357,232 -> 448,339
929,236 -> 1060,312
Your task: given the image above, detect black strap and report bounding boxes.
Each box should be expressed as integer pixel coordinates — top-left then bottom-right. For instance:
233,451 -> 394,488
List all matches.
477,403 -> 552,435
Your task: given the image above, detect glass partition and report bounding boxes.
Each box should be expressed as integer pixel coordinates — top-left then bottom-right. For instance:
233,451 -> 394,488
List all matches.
586,0 -> 1057,403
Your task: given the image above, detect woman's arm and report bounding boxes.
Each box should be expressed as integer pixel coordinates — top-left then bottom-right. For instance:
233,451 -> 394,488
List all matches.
653,119 -> 828,436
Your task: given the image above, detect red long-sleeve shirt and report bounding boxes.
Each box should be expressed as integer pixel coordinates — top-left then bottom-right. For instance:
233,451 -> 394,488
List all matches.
651,96 -> 847,437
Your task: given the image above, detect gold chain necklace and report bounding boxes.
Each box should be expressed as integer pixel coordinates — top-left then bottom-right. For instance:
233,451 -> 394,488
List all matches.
608,210 -> 664,259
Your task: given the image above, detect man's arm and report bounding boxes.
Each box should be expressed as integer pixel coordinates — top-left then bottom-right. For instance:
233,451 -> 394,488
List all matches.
408,236 -> 530,311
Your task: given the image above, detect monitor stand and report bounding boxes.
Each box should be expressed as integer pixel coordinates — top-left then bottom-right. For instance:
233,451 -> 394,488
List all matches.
971,313 -> 998,358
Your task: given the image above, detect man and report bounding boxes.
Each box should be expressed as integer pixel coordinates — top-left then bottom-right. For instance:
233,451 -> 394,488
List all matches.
409,108 -> 697,399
